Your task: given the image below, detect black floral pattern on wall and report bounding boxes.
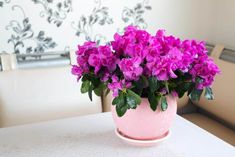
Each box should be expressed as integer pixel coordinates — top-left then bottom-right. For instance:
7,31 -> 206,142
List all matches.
0,0 -> 10,7
122,0 -> 151,29
71,0 -> 113,44
5,5 -> 57,56
1,0 -> 153,59
31,0 -> 72,27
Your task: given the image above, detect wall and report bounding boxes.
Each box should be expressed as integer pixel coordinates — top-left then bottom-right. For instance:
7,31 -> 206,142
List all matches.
148,0 -> 216,42
0,0 -> 154,54
0,0 -> 233,55
212,0 -> 235,49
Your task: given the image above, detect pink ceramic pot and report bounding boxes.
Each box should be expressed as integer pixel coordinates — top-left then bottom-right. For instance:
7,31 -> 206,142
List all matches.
111,96 -> 177,140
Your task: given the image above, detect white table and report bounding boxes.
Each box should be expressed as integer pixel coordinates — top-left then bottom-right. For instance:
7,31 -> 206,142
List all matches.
0,113 -> 234,157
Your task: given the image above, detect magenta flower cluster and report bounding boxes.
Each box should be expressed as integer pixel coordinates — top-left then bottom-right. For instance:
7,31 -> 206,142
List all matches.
72,26 -> 220,97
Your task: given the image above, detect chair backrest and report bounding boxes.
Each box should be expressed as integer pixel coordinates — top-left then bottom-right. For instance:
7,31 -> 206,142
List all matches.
0,53 -> 102,127
194,45 -> 235,128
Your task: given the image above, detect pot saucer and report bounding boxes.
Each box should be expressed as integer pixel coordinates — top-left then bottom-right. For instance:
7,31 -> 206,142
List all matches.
115,129 -> 171,147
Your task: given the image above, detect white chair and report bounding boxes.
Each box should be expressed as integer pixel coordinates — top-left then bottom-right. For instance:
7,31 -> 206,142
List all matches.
0,53 -> 102,127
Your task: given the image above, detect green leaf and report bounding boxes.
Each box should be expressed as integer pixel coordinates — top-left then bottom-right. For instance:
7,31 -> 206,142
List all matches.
132,76 -> 148,95
135,81 -> 143,95
90,77 -> 100,88
178,91 -> 185,98
175,81 -> 193,98
81,74 -> 89,82
112,92 -> 125,106
148,77 -> 159,93
189,88 -> 203,101
141,75 -> 149,88
182,82 -> 191,91
126,89 -> 141,104
205,87 -> 214,100
187,82 -> 195,96
81,80 -> 90,93
175,87 -> 185,98
88,85 -> 93,101
113,92 -> 128,117
168,82 -> 177,89
94,83 -> 105,96
94,87 -> 102,96
161,96 -> 168,111
126,94 -> 138,109
116,103 -> 128,117
195,77 -> 204,84
148,93 -> 160,111
165,81 -> 169,94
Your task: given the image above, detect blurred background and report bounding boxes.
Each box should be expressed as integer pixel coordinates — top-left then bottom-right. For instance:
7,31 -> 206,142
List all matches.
0,0 -> 234,146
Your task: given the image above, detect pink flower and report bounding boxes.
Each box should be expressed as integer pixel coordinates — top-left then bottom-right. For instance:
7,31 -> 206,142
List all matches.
119,57 -> 143,81
107,75 -> 132,97
146,47 -> 182,80
72,25 -> 220,101
111,26 -> 151,59
190,56 -> 220,89
88,54 -> 101,74
98,45 -> 117,72
146,36 -> 161,62
101,71 -> 110,82
111,33 -> 125,56
148,58 -> 177,81
71,65 -> 83,81
167,47 -> 183,71
171,91 -> 178,97
108,75 -> 122,97
156,29 -> 165,38
76,41 -> 97,56
85,45 -> 118,74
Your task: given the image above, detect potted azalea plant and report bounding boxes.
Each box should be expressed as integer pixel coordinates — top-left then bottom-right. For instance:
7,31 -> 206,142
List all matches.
72,26 -> 220,143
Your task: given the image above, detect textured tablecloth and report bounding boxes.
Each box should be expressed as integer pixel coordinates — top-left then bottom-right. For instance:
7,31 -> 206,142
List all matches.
0,112 -> 234,157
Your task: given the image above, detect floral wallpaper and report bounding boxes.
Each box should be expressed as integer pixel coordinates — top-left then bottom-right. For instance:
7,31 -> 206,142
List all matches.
121,1 -> 151,29
0,0 -> 153,57
71,0 -> 113,44
5,5 -> 57,55
31,0 -> 73,27
0,0 -> 11,7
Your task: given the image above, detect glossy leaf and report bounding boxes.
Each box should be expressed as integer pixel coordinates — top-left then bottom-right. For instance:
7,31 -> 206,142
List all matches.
114,92 -> 128,117
126,94 -> 138,109
81,80 -> 90,93
141,75 -> 149,88
116,103 -> 128,117
94,87 -> 102,96
88,86 -> 93,101
148,93 -> 160,111
205,87 -> 214,100
187,82 -> 195,96
112,92 -> 125,106
82,74 -> 89,82
161,96 -> 168,111
148,77 -> 159,93
165,81 -> 169,94
133,76 -> 148,95
94,83 -> 105,96
90,77 -> 100,88
126,90 -> 141,109
177,90 -> 185,98
126,89 -> 141,104
189,88 -> 203,101
175,86 -> 185,98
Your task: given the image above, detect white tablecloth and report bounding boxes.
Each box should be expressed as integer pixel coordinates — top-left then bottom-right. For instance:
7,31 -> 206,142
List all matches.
0,112 -> 234,157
